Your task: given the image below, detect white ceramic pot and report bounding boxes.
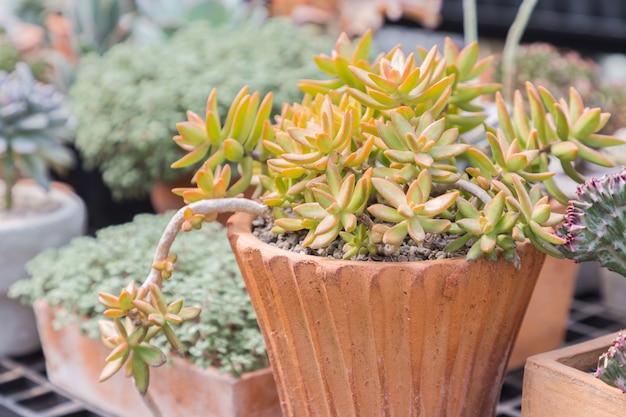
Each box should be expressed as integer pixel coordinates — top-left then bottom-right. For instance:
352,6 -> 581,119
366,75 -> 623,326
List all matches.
0,181 -> 86,356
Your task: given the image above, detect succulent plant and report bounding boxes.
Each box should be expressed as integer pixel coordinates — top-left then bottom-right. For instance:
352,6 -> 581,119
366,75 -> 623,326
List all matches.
0,62 -> 74,210
492,42 -> 626,135
595,332 -> 626,393
96,29 -> 626,396
558,167 -> 626,276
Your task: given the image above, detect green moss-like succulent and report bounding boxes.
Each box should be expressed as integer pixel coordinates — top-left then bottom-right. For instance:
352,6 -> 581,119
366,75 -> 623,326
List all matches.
69,18 -> 333,200
9,212 -> 267,376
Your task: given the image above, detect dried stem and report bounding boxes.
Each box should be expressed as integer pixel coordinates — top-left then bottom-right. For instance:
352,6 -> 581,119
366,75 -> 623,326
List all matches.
502,0 -> 538,102
140,389 -> 163,417
435,179 -> 492,205
462,0 -> 477,45
142,198 -> 268,289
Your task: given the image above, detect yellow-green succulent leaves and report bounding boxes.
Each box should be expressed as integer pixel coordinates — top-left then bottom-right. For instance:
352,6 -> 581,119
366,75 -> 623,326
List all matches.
171,87 -> 273,197
298,29 -> 374,95
368,170 -> 457,248
97,281 -> 200,395
276,162 -> 373,251
447,191 -> 520,262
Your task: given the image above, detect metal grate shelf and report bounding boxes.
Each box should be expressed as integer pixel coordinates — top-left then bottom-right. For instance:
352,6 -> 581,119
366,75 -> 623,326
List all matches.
0,355 -> 114,417
1,289 -> 624,417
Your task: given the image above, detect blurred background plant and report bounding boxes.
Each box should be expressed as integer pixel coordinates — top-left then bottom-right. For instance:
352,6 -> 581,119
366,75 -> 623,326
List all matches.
268,0 -> 443,36
0,62 -> 75,210
0,0 -> 265,92
68,17 -> 333,202
9,212 -> 267,376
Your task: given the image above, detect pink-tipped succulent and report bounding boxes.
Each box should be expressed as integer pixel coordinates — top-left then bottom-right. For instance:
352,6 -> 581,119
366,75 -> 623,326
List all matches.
558,167 -> 626,277
595,332 -> 626,393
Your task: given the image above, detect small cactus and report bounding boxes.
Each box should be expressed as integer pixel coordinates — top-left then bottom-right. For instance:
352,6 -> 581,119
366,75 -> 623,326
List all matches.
595,332 -> 626,393
558,167 -> 626,277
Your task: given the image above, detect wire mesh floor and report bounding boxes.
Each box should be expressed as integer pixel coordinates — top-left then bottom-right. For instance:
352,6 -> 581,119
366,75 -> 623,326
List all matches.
2,291 -> 624,417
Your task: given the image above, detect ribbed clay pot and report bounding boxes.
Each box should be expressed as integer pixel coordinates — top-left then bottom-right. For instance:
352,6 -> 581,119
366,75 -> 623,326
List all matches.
227,212 -> 546,417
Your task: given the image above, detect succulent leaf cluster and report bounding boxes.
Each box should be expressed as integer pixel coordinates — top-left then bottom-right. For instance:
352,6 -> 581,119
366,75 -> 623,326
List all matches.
0,62 -> 74,209
172,30 -> 625,262
558,167 -> 626,276
595,332 -> 626,393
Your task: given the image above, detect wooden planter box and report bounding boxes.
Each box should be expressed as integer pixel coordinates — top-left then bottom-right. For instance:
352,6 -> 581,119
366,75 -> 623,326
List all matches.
522,333 -> 626,416
33,300 -> 281,417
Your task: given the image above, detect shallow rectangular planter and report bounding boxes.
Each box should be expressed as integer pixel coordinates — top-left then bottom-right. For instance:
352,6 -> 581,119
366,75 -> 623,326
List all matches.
33,299 -> 281,417
522,332 -> 626,416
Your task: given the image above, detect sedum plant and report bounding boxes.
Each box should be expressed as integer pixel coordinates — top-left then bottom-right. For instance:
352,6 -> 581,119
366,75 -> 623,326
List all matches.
96,30 -> 626,397
492,42 -> 626,136
69,18 -> 333,200
0,62 -> 74,210
558,168 -> 626,392
8,212 -> 267,378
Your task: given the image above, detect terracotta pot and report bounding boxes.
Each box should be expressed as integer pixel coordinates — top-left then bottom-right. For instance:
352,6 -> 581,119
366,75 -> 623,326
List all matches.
33,300 -> 281,417
599,267 -> 626,317
150,174 -> 192,214
1,181 -> 86,356
508,255 -> 579,370
227,212 -> 546,417
522,333 -> 626,416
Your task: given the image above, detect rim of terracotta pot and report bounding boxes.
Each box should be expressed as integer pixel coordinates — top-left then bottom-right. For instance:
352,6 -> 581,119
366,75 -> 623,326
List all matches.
227,211 -> 540,269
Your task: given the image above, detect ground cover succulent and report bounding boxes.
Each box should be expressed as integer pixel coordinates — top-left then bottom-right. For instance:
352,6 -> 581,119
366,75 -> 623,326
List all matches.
9,212 -> 267,377
96,29 -> 626,397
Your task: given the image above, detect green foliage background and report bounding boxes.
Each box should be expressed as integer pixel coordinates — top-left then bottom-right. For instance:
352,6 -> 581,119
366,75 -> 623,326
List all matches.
69,18 -> 333,200
10,213 -> 267,376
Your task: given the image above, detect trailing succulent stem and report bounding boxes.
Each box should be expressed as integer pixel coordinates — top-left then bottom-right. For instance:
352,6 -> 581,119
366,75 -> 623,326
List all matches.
558,167 -> 626,276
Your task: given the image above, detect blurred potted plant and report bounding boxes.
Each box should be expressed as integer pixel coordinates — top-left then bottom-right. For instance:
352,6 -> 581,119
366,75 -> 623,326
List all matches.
268,0 -> 443,36
69,17 -> 333,210
0,62 -> 86,356
523,167 -> 626,416
90,22 -> 626,416
9,213 -> 278,417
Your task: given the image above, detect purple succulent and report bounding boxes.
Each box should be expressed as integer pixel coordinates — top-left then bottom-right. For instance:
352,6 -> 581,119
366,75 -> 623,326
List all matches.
558,167 -> 626,277
596,332 -> 626,393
